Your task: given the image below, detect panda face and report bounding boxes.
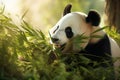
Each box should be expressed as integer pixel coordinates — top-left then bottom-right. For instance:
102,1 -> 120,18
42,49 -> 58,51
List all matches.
49,12 -> 88,52
49,4 -> 101,53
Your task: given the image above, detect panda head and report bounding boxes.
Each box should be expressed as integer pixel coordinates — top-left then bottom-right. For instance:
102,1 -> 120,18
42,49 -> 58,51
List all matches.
49,4 -> 101,53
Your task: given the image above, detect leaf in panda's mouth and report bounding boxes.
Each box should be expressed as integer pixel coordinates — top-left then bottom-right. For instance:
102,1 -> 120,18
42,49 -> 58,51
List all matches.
54,43 -> 66,51
60,43 -> 66,51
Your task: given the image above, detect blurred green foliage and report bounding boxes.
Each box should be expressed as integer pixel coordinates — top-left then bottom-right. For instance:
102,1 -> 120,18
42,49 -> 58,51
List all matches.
106,27 -> 120,46
42,0 -> 105,28
0,2 -> 120,80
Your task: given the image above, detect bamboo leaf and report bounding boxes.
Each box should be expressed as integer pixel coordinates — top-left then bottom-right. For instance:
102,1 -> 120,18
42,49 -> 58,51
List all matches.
91,26 -> 107,34
0,5 -> 5,14
21,9 -> 29,19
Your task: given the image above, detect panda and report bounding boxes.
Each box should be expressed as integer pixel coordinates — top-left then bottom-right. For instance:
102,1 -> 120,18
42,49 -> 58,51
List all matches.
49,4 -> 120,78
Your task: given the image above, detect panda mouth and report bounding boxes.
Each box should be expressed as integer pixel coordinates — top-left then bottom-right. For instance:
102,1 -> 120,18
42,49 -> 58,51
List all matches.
54,43 -> 66,51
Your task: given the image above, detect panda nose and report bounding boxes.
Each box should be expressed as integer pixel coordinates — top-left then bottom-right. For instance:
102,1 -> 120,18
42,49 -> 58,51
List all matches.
51,38 -> 59,43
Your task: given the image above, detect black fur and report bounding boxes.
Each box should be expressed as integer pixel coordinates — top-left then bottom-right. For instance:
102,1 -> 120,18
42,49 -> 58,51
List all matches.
65,27 -> 73,38
80,34 -> 112,66
86,11 -> 101,26
63,4 -> 72,16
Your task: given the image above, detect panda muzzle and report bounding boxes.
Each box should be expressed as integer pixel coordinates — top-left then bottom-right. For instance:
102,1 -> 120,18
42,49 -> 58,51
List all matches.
51,38 -> 59,43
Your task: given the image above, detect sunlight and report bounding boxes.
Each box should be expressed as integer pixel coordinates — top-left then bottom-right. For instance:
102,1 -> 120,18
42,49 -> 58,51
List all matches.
0,0 -> 20,15
0,0 -> 49,31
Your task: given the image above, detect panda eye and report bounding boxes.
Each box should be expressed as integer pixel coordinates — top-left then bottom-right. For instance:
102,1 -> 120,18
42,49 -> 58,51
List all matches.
65,27 -> 71,32
65,27 -> 73,38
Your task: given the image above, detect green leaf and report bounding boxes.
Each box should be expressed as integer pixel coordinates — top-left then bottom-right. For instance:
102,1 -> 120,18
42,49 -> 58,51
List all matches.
21,9 -> 29,19
0,5 -> 5,14
91,26 -> 107,34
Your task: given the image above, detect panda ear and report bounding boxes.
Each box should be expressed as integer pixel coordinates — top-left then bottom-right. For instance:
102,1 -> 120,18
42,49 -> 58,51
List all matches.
63,4 -> 72,16
86,11 -> 101,26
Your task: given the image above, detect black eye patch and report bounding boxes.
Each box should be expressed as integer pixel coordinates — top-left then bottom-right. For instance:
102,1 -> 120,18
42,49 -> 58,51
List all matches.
65,27 -> 73,38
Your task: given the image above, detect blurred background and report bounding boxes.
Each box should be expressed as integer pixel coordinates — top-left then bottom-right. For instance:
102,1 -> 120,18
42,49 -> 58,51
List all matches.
0,0 -> 105,33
